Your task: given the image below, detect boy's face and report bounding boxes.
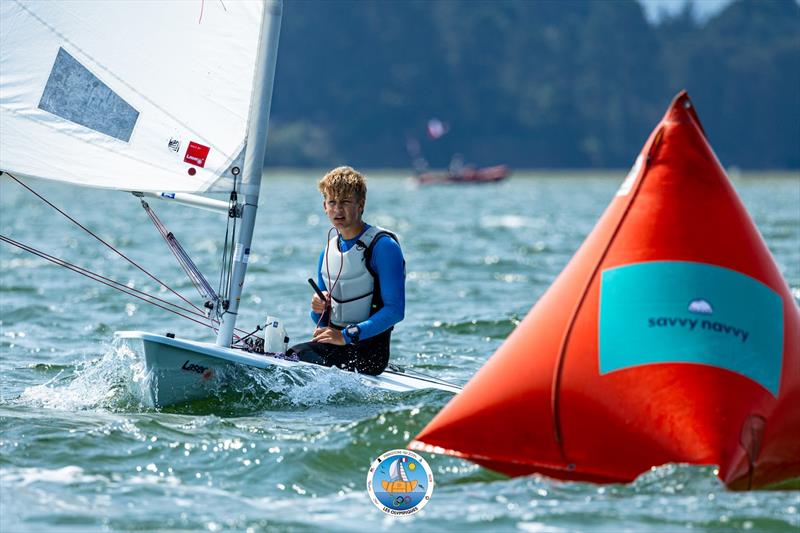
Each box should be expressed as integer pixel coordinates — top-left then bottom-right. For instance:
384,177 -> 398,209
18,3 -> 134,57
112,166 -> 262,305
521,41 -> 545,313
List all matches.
323,193 -> 365,235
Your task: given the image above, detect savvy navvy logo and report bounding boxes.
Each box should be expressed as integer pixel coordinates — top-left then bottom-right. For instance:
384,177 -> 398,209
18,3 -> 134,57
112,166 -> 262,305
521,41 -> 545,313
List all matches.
647,297 -> 750,343
366,449 -> 434,516
599,261 -> 784,396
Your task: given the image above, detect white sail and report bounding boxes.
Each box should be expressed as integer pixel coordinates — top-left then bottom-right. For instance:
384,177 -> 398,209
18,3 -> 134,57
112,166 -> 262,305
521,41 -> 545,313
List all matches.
389,458 -> 410,482
0,0 -> 268,193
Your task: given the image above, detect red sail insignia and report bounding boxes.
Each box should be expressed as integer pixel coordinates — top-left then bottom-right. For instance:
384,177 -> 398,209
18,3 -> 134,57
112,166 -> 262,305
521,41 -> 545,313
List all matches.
184,141 -> 210,168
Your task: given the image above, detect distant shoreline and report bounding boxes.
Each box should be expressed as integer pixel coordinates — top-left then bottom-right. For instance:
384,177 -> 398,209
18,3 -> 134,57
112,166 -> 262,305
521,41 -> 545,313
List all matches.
263,168 -> 800,180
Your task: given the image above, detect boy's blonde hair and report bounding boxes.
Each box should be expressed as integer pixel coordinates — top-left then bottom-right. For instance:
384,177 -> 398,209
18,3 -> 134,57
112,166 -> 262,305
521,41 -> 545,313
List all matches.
318,166 -> 367,201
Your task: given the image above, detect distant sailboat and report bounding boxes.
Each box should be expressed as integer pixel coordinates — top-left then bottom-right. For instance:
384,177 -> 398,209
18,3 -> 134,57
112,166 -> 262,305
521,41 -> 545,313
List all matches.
0,0 -> 461,407
381,457 -> 419,493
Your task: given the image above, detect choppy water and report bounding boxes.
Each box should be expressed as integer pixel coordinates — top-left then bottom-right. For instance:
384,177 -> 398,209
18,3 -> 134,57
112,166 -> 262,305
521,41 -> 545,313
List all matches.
1,171 -> 798,532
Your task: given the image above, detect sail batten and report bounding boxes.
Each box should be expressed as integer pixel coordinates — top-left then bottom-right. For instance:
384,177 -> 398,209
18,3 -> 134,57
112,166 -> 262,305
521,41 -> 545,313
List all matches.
1,0 -> 266,193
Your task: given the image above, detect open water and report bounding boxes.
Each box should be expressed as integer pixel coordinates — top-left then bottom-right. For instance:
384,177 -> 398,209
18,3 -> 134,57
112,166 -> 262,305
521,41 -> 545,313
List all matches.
1,171 -> 798,532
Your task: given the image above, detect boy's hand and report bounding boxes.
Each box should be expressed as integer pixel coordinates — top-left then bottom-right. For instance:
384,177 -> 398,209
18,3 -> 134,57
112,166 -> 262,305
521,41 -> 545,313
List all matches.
311,290 -> 329,314
312,327 -> 345,345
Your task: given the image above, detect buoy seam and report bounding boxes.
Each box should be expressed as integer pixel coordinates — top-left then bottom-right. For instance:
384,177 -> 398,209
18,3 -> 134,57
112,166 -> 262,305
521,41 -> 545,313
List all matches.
549,125 -> 665,464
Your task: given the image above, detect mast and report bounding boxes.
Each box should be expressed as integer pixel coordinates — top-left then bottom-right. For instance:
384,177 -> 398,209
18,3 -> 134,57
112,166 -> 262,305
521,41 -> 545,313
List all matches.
216,0 -> 282,347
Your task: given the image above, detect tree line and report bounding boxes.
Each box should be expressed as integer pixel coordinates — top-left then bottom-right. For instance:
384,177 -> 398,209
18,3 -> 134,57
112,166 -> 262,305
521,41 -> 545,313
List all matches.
266,0 -> 800,170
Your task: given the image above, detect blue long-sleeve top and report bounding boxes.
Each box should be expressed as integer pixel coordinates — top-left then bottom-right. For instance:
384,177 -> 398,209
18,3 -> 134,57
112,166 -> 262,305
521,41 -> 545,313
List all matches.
311,224 -> 405,343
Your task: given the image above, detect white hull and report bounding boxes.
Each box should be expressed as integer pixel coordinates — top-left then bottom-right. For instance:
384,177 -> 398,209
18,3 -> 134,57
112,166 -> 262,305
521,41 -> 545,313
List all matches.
116,331 -> 462,407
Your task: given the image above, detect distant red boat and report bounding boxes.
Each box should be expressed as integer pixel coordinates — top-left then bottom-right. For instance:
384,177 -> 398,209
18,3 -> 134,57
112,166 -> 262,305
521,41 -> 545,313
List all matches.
413,164 -> 510,185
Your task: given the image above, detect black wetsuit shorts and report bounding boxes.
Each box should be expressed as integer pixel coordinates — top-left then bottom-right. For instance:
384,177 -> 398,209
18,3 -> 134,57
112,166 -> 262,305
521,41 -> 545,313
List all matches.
286,329 -> 391,376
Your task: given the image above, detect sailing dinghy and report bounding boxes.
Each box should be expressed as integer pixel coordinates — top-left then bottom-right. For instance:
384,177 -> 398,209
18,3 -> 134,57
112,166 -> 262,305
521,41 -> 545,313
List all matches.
0,0 -> 461,407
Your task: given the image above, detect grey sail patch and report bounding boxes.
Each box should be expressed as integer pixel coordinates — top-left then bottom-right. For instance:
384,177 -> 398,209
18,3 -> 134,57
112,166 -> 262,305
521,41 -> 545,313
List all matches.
38,47 -> 139,142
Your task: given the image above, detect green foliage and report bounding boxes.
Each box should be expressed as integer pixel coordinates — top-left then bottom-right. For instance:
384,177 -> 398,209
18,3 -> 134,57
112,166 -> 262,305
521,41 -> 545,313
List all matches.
267,0 -> 800,169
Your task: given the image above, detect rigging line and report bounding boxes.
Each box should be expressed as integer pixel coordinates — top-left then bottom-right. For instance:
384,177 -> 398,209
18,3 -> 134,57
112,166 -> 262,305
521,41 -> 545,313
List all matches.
140,200 -> 217,301
225,198 -> 238,299
217,175 -> 239,308
2,234 -> 248,340
233,325 -> 263,345
227,174 -> 239,299
217,220 -> 229,304
0,235 -> 217,330
7,173 -> 204,314
0,234 -> 212,321
217,179 -> 233,304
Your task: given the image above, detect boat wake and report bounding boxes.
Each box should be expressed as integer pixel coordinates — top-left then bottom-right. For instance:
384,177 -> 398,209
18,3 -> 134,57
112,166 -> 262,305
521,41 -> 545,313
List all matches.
164,360 -> 398,415
15,340 -> 406,414
16,341 -> 145,412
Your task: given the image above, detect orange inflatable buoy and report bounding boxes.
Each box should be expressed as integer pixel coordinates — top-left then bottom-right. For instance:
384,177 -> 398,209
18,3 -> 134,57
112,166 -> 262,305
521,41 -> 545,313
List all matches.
410,91 -> 799,490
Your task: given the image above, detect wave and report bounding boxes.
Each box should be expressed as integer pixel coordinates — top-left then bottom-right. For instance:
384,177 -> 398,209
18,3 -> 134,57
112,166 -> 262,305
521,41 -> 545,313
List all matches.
433,317 -> 520,339
14,340 -> 448,416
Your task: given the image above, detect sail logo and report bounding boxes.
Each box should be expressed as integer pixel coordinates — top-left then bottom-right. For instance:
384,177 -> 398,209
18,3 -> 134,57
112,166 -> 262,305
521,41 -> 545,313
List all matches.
184,141 -> 210,168
366,449 -> 434,516
168,137 -> 181,152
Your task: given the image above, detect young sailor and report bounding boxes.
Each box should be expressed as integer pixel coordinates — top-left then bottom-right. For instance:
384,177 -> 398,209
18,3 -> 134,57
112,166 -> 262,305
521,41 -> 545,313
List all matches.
287,166 -> 405,375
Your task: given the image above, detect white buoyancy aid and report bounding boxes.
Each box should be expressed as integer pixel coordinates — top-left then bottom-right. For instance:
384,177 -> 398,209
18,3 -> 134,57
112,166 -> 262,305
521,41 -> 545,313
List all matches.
322,225 -> 395,328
